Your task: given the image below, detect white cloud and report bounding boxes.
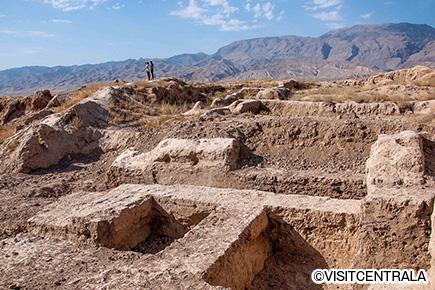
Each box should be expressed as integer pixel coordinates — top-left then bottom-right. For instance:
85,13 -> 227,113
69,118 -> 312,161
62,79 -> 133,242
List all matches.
360,11 -> 373,19
18,47 -> 48,55
221,19 -> 260,31
203,0 -> 238,16
52,19 -> 72,23
304,0 -> 343,11
43,0 -> 107,11
170,0 -> 207,20
252,4 -> 261,17
246,1 -> 275,20
112,3 -> 125,10
263,2 -> 275,20
277,10 -> 285,21
313,10 -> 342,21
384,1 -> 393,4
170,0 -> 263,31
325,22 -> 346,29
0,14 -> 5,18
0,30 -> 55,38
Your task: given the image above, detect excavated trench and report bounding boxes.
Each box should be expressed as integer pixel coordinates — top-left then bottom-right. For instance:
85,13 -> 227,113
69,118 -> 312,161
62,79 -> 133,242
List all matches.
126,197 -> 214,254
115,198 -> 213,254
205,209 -> 354,290
29,195 -> 215,255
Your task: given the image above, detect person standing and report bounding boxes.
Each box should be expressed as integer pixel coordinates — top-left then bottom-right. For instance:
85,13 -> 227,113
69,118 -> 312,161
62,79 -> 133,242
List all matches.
145,62 -> 151,81
150,61 -> 154,80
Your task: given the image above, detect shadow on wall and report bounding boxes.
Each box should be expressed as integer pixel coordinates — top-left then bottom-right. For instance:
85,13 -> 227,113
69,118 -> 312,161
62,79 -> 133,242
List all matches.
205,210 -> 328,290
423,138 -> 435,178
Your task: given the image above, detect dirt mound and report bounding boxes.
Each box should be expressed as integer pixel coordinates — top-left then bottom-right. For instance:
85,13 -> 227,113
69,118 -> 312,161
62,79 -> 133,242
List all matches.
0,88 -> 111,173
365,66 -> 435,86
107,138 -> 241,187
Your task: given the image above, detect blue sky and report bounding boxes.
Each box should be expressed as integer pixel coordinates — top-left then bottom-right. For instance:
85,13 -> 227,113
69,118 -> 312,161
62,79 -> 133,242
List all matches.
0,0 -> 434,71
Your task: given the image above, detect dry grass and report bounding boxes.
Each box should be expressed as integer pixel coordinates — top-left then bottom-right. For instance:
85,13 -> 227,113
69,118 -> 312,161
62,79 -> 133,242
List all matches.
54,82 -> 111,113
108,103 -> 157,125
138,115 -> 185,129
193,81 -> 220,87
210,91 -> 228,101
134,79 -> 161,88
158,102 -> 191,115
403,112 -> 435,126
414,78 -> 435,87
0,124 -> 17,145
69,116 -> 83,130
294,84 -> 435,103
227,78 -> 274,85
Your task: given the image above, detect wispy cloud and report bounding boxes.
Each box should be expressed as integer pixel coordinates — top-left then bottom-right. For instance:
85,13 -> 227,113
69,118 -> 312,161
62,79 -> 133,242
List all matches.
52,19 -> 72,23
384,1 -> 393,5
203,0 -> 238,17
0,14 -> 5,18
277,10 -> 285,21
245,2 -> 275,20
171,0 -> 207,20
313,10 -> 342,21
43,0 -> 107,11
303,0 -> 345,28
18,47 -> 48,55
360,11 -> 373,19
303,0 -> 343,11
0,47 -> 48,57
170,0 -> 267,31
112,3 -> 125,10
325,22 -> 346,29
0,30 -> 55,38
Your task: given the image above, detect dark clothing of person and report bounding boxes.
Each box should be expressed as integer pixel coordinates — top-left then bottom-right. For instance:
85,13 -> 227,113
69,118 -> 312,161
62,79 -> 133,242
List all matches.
146,63 -> 150,81
150,62 -> 154,79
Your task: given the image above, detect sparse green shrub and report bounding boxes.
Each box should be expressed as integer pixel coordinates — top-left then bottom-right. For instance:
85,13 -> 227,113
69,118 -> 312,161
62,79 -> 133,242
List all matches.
5,139 -> 19,152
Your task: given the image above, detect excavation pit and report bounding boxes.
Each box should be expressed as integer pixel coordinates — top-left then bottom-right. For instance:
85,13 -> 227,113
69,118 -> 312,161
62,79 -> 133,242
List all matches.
28,190 -> 215,254
205,209 -> 351,290
13,184 -> 362,289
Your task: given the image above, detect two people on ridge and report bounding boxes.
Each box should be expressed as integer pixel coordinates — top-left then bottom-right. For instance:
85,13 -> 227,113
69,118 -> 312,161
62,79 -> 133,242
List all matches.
145,61 -> 154,80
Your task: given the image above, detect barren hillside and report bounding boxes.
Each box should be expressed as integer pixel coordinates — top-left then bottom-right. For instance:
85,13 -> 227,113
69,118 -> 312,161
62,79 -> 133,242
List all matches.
0,23 -> 434,96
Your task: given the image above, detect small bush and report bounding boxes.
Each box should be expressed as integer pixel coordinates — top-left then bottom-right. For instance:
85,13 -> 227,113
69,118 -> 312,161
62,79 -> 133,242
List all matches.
70,116 -> 83,130
160,103 -> 179,115
158,102 -> 191,115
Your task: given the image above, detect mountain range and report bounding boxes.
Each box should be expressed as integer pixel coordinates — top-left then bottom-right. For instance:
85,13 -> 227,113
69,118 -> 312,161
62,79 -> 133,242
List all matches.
1,22 -> 434,96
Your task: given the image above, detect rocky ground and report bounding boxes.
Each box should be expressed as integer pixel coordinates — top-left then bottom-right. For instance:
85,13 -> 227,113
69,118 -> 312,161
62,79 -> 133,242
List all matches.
0,66 -> 434,289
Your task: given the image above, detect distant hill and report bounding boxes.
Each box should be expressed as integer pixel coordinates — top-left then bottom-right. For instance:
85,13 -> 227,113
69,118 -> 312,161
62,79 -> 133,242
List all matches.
1,23 -> 434,96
